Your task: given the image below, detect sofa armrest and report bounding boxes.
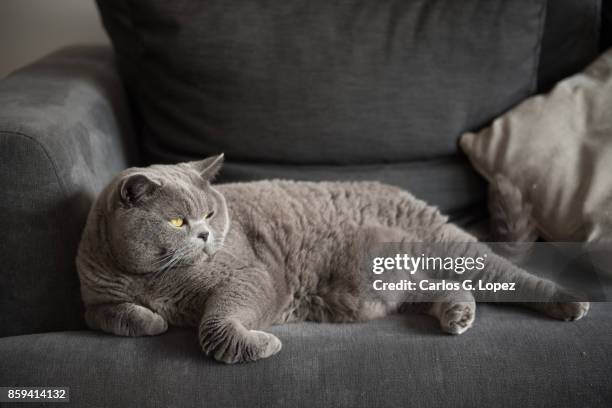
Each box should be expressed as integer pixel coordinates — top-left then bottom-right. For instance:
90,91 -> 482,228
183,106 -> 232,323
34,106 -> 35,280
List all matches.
0,46 -> 137,337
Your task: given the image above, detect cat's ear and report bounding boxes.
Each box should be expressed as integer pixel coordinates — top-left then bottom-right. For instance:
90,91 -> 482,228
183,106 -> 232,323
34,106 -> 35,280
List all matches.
119,174 -> 160,207
192,153 -> 224,181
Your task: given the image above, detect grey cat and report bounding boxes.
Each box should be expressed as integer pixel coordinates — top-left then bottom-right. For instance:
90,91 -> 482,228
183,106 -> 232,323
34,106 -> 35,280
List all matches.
77,154 -> 589,364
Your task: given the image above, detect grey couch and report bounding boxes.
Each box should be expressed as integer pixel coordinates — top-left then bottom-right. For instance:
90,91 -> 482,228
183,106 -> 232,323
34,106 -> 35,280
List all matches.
1,1 -> 612,407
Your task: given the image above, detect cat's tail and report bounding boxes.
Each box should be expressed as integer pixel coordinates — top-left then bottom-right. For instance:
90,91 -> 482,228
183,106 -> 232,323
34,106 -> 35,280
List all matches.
488,174 -> 538,263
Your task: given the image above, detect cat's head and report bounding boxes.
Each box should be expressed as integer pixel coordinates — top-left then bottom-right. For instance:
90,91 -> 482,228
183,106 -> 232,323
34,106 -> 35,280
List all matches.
103,154 -> 229,274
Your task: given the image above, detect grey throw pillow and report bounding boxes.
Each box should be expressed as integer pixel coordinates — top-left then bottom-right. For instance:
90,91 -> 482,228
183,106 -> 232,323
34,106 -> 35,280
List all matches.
460,48 -> 612,247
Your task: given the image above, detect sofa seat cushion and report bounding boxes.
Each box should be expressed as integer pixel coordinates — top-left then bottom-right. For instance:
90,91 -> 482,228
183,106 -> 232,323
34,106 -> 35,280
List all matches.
1,304 -> 611,408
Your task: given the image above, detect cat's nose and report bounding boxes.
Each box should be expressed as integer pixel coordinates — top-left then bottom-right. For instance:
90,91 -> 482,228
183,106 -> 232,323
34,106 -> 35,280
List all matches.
198,232 -> 209,242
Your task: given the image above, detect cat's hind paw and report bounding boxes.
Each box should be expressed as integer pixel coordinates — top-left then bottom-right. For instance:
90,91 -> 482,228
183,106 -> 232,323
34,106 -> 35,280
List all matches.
544,301 -> 590,321
440,302 -> 476,335
541,289 -> 590,321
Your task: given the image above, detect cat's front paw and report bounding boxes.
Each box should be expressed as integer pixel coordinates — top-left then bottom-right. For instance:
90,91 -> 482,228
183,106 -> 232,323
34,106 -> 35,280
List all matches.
200,320 -> 282,364
85,303 -> 168,337
128,305 -> 168,336
248,330 -> 283,359
214,330 -> 281,364
142,312 -> 169,335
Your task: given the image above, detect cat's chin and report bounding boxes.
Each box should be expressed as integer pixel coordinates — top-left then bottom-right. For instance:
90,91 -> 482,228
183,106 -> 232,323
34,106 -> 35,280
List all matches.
201,247 -> 218,262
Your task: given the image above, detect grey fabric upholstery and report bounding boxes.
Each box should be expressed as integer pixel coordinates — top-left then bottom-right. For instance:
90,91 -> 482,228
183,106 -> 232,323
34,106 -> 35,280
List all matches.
0,46 -> 137,337
95,0 -> 602,217
1,303 -> 611,408
98,0 -> 549,165
537,0 -> 602,91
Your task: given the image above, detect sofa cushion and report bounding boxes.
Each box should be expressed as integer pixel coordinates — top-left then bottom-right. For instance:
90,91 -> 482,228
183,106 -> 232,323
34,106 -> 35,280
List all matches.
460,49 -> 612,245
1,304 -> 611,408
537,0 -> 602,90
98,0 -> 551,165
96,0 -> 602,216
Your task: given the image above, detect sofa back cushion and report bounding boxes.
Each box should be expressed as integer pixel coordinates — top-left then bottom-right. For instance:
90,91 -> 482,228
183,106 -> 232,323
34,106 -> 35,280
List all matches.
97,0 -> 600,215
98,0 -> 550,165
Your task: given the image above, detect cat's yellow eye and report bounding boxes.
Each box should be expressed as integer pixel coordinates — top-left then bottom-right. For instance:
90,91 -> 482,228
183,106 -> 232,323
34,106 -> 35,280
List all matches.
169,218 -> 184,228
204,210 -> 215,220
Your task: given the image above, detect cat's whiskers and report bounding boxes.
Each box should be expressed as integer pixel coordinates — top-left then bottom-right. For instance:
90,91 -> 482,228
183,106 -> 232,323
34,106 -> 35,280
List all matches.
162,250 -> 187,270
154,246 -> 187,269
157,243 -> 196,274
151,252 -> 179,266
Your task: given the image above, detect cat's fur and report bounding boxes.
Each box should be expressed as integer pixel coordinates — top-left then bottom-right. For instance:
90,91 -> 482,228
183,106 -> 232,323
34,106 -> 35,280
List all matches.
77,155 -> 589,364
488,174 -> 538,262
